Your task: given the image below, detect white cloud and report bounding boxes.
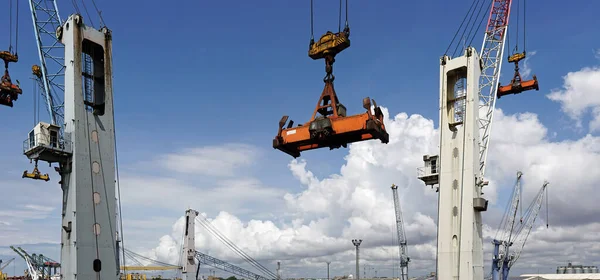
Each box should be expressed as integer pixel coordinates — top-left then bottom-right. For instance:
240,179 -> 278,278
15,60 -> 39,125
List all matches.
158,143 -> 260,177
546,65 -> 600,131
6,62 -> 600,278
144,98 -> 600,277
521,50 -> 537,79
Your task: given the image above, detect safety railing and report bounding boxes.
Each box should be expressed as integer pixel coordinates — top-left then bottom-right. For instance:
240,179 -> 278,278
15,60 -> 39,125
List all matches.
417,164 -> 439,178
23,132 -> 70,154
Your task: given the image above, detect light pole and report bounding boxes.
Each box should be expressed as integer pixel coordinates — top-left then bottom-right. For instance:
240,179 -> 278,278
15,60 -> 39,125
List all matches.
352,239 -> 362,280
326,261 -> 331,280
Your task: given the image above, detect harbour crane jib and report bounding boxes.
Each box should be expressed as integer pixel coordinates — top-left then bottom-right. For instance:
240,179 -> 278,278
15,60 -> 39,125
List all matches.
273,0 -> 389,158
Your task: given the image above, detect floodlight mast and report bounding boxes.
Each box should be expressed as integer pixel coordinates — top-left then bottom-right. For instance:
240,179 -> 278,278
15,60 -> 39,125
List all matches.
352,239 -> 362,280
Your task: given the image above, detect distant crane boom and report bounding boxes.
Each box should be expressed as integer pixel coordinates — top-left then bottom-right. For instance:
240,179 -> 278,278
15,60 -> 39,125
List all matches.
391,184 -> 409,280
0,258 -> 15,271
492,174 -> 549,280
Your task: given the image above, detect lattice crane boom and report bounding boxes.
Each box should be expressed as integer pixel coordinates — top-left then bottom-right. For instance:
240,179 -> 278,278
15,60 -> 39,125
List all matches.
477,0 -> 513,177
508,181 -> 548,267
391,184 -> 409,280
492,171 -> 522,280
28,0 -> 65,130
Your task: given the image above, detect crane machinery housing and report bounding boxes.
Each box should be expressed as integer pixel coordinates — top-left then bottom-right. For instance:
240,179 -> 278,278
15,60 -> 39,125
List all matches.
391,184 -> 409,280
273,0 -> 389,158
417,1 -> 540,280
20,1 -> 121,279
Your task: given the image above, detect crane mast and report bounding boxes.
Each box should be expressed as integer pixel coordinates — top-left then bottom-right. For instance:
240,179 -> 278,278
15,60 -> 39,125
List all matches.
22,8 -> 119,280
391,184 -> 409,280
417,1 -> 518,279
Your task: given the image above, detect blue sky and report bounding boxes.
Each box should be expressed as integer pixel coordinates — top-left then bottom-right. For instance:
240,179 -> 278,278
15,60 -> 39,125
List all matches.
1,0 -> 600,278
2,0 -> 599,171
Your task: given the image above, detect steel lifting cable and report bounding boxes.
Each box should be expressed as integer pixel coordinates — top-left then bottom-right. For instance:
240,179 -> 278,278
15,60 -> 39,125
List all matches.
15,0 -> 19,56
345,0 -> 348,28
76,0 -> 95,28
90,0 -> 106,27
9,0 -> 12,52
466,0 -> 490,47
514,0 -> 520,54
310,0 -> 349,42
195,216 -> 275,278
195,216 -> 277,279
444,0 -> 478,56
451,0 -> 482,57
338,0 -> 342,32
523,0 -> 527,52
310,0 -> 314,43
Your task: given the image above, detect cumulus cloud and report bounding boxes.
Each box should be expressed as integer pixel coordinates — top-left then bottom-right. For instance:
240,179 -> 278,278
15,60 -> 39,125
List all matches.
546,64 -> 600,132
146,97 -> 600,277
6,62 -> 600,278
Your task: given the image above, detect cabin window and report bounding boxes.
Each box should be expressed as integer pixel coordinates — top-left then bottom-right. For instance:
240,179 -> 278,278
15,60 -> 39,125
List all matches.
446,66 -> 467,128
50,130 -> 58,148
82,39 -> 106,116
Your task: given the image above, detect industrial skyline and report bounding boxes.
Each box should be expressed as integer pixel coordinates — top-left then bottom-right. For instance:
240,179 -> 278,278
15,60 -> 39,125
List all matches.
1,0 -> 599,278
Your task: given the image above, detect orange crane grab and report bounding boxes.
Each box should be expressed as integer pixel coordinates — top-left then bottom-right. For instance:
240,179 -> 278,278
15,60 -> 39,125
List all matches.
273,0 -> 389,158
0,0 -> 22,108
497,0 -> 539,98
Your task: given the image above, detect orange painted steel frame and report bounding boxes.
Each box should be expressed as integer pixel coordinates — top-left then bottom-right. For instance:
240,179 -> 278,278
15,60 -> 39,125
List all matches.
497,76 -> 538,98
497,52 -> 539,99
273,80 -> 389,158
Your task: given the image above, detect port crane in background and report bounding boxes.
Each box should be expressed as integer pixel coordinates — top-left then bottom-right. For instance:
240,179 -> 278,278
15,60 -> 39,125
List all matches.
417,0 -> 540,279
492,173 -> 549,280
0,0 -> 23,108
0,258 -> 16,279
10,246 -> 60,280
391,184 -> 410,280
273,0 -> 389,158
181,209 -> 277,280
20,1 -> 123,279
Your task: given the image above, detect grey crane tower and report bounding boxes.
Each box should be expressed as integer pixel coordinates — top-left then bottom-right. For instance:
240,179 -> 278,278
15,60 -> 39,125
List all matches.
23,14 -> 118,280
391,184 -> 409,280
182,209 -> 199,280
419,47 -> 488,280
